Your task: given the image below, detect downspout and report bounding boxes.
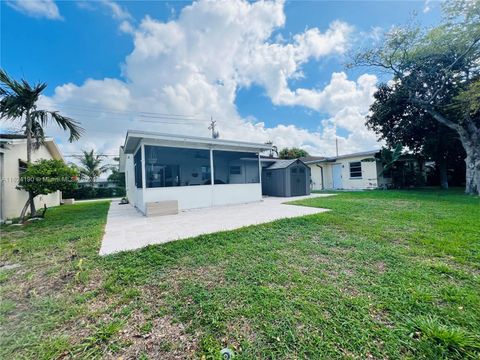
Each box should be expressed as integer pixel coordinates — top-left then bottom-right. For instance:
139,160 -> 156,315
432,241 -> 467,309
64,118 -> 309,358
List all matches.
258,152 -> 262,184
141,143 -> 146,214
141,143 -> 146,190
210,148 -> 214,207
316,164 -> 324,190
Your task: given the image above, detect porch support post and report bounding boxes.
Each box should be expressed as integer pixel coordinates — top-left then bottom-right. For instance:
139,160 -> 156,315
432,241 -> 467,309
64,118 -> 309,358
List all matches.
210,148 -> 214,186
258,152 -> 262,184
141,143 -> 146,190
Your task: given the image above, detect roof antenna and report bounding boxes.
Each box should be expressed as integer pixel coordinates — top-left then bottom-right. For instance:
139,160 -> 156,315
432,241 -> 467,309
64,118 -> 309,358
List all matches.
209,117 -> 220,139
335,137 -> 339,157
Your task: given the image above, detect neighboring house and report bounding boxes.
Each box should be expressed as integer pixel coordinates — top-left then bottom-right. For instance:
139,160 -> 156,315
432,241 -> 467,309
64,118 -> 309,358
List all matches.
0,134 -> 63,221
301,150 -> 393,190
261,158 -> 310,197
119,130 -> 271,214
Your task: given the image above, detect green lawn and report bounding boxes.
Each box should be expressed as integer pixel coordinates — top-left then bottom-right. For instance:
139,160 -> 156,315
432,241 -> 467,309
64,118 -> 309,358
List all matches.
1,190 -> 479,359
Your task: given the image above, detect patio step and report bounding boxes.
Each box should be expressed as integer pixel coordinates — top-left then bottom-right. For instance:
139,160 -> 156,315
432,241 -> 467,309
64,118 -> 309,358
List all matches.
146,200 -> 179,217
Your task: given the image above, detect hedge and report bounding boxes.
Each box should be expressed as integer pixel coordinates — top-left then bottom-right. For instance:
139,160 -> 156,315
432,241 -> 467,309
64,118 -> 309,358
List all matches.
63,186 -> 126,200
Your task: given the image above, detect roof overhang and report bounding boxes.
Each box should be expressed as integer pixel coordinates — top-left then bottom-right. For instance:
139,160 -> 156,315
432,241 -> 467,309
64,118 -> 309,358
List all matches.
304,150 -> 381,164
44,139 -> 64,162
123,130 -> 272,154
0,137 -> 64,162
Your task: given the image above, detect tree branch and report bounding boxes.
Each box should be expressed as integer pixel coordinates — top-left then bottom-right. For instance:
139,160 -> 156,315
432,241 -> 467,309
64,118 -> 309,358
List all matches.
409,98 -> 459,131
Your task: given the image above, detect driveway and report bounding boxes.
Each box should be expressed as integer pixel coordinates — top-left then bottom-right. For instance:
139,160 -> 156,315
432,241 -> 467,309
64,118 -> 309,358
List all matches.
99,194 -> 331,255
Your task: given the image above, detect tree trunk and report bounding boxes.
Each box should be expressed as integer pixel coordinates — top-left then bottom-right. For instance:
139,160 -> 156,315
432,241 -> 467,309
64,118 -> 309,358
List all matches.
460,131 -> 480,195
19,198 -> 31,223
423,108 -> 479,195
438,158 -> 449,190
25,110 -> 36,216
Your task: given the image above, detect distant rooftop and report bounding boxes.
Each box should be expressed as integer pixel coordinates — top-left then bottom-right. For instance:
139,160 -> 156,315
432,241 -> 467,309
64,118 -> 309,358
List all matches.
302,149 -> 380,164
299,155 -> 326,163
0,134 -> 27,139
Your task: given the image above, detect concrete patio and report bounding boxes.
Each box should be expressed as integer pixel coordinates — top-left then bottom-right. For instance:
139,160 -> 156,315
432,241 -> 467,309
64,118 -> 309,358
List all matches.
99,194 -> 331,255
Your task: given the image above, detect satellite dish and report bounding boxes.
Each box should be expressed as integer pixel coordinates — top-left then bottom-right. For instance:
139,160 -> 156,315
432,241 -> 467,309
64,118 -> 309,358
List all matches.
213,130 -> 220,139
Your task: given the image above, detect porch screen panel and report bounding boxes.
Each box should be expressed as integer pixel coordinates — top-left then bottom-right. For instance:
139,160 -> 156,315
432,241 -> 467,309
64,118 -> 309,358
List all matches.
144,145 -> 210,188
134,149 -> 142,188
212,151 -> 260,184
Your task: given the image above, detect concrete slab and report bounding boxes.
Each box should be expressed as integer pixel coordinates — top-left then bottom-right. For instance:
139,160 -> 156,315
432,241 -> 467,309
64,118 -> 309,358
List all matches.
99,194 -> 332,255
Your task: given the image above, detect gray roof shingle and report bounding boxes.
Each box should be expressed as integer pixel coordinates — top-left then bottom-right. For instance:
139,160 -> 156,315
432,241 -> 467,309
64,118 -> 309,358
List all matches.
266,159 -> 298,170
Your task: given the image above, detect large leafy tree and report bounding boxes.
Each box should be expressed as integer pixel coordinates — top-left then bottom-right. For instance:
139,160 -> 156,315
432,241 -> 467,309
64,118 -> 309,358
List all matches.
76,149 -> 109,187
352,0 -> 480,194
278,147 -> 309,159
18,160 -> 78,220
0,69 -> 83,216
367,84 -> 466,189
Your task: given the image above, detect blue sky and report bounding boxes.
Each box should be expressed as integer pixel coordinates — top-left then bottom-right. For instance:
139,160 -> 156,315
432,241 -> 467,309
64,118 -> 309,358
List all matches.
1,0 -> 441,156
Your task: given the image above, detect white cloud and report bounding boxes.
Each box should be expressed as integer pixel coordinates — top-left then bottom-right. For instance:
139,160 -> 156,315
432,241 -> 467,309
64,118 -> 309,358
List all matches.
101,0 -> 132,21
7,0 -> 62,20
76,0 -> 134,33
41,0 -> 381,160
423,0 -> 431,13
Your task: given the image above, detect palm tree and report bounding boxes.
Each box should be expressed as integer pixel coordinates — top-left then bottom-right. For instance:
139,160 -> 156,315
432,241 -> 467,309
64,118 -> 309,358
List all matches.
76,150 -> 109,188
0,69 -> 83,217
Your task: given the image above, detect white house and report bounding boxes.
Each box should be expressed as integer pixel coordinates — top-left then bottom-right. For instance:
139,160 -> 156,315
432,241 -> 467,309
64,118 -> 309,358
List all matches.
119,131 -> 271,215
0,134 -> 63,220
301,150 -> 392,190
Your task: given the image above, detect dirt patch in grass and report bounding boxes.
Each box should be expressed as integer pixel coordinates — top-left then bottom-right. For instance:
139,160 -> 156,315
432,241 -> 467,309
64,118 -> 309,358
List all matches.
161,264 -> 227,292
222,316 -> 258,352
106,311 -> 197,360
374,261 -> 387,274
370,308 -> 395,329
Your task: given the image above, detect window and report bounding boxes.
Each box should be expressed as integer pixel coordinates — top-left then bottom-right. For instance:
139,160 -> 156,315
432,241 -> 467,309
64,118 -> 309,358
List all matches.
213,150 -> 259,184
299,167 -> 305,174
349,162 -> 362,178
230,166 -> 241,175
144,145 -> 210,187
18,160 -> 28,175
134,149 -> 142,188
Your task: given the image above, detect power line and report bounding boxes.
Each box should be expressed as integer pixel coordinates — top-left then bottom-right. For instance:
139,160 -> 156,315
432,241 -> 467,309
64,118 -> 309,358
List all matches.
41,109 -> 208,124
48,103 -> 210,121
43,108 -> 210,124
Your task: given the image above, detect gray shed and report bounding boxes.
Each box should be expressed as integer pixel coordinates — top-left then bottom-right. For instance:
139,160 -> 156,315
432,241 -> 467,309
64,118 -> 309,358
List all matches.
261,159 -> 310,197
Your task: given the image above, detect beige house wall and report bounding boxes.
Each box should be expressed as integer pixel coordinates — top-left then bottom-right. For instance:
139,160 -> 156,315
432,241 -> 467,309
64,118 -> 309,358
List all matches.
308,154 -> 388,190
309,164 -> 324,190
1,140 -> 61,220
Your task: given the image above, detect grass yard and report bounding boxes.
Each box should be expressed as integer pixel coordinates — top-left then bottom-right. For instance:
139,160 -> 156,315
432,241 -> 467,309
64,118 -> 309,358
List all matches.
1,190 -> 479,359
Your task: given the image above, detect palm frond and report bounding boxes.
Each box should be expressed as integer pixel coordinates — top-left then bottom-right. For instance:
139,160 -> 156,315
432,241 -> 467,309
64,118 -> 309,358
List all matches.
31,110 -> 84,142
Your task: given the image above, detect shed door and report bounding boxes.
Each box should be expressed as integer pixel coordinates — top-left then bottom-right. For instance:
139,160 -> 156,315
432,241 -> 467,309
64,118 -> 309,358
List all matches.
332,164 -> 343,189
290,166 -> 306,196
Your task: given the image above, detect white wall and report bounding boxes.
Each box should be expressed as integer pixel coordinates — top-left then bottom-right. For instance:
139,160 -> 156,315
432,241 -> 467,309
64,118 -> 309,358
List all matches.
309,156 -> 381,191
137,183 -> 262,214
125,155 -> 135,202
309,164 -> 323,190
1,141 -> 61,220
212,183 -> 261,206
134,188 -> 145,213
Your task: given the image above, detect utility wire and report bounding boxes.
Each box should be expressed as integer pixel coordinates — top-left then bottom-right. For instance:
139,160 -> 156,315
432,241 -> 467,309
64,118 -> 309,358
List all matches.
48,103 -> 210,121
